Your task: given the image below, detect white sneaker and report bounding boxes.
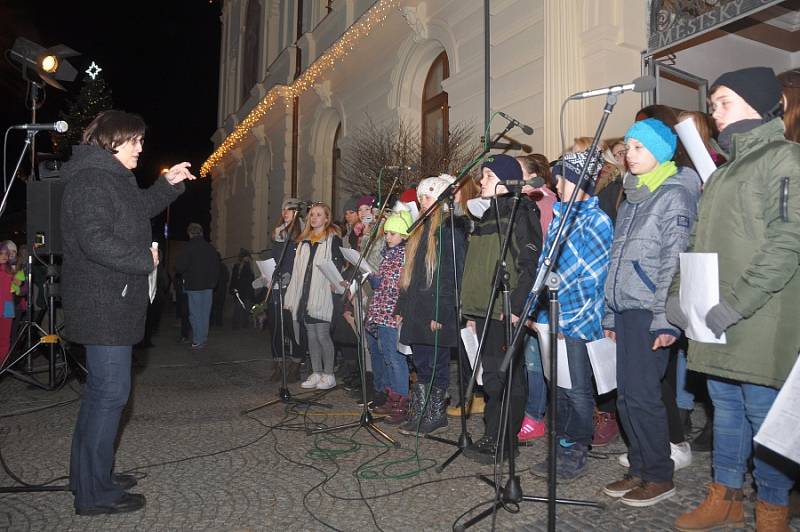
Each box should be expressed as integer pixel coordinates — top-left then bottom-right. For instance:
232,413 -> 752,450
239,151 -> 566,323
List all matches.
301,373 -> 322,389
316,373 -> 336,390
617,442 -> 693,471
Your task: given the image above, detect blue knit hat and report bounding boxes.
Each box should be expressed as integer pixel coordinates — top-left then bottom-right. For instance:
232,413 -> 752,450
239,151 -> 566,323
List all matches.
624,118 -> 677,164
481,154 -> 523,182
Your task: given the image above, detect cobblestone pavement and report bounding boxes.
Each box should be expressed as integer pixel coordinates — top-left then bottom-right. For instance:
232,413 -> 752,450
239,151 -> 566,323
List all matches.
1,316 -> 798,531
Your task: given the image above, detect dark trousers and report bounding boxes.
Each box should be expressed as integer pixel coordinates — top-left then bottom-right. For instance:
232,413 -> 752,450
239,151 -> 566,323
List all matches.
661,350 -> 686,443
478,318 -> 526,440
411,343 -> 449,388
70,345 -> 132,509
615,310 -> 672,483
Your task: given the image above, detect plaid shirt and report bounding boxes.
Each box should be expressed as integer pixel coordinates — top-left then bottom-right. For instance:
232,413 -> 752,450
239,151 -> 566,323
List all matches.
366,242 -> 405,331
534,197 -> 612,341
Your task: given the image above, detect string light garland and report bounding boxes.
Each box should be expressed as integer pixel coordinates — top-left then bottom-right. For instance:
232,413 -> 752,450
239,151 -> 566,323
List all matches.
201,0 -> 399,177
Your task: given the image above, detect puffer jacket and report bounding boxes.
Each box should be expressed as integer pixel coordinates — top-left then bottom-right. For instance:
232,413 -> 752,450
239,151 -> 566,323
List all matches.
604,166 -> 701,335
669,118 -> 800,388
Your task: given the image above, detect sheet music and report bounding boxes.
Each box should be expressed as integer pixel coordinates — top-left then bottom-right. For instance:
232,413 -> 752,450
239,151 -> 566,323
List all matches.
535,323 -> 572,389
679,253 -> 726,344
316,260 -> 346,294
340,247 -> 374,275
675,117 -> 717,183
460,326 -> 483,385
754,355 -> 800,464
587,337 -> 617,395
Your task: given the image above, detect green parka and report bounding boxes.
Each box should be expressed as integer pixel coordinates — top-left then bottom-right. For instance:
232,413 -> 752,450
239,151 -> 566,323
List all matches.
670,118 -> 800,388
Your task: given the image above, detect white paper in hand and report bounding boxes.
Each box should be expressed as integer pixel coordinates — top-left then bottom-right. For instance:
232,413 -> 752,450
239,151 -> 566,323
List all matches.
341,247 -> 374,274
255,259 -> 276,285
396,325 -> 413,355
460,326 -> 483,385
148,242 -> 158,303
679,253 -> 726,344
675,117 -> 717,183
535,323 -> 572,389
587,338 -> 617,394
316,260 -> 346,294
754,355 -> 800,464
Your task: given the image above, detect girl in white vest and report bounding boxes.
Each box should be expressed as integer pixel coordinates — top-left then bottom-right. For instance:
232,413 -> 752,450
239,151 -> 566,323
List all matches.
283,202 -> 344,390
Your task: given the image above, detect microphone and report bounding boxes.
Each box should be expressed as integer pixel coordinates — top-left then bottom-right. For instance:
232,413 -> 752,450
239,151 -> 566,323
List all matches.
502,176 -> 545,188
498,112 -> 534,135
12,121 -> 69,133
569,76 -> 656,100
384,165 -> 416,171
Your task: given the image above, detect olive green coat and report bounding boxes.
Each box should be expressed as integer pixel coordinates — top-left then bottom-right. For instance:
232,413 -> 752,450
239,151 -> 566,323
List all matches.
670,119 -> 800,388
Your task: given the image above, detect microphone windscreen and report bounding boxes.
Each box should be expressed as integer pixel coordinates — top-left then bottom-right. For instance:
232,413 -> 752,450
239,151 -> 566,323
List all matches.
633,76 -> 657,93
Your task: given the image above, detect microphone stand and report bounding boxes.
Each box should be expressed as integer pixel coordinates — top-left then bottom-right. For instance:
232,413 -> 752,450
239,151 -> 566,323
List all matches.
457,94 -> 620,532
242,214 -> 331,414
307,172 -> 401,447
406,122 -> 515,473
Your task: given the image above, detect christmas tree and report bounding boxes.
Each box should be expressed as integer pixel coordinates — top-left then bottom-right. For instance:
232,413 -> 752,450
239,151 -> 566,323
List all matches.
52,62 -> 113,156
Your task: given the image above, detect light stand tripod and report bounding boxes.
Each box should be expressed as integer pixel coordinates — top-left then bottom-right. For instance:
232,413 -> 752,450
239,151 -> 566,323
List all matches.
243,216 -> 331,414
307,171 -> 402,447
458,93 -> 621,531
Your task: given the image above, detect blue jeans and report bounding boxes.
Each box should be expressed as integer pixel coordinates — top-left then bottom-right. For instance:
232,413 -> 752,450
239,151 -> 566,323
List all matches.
186,289 -> 213,345
367,325 -> 409,395
70,345 -> 132,509
707,377 -> 797,506
676,348 -> 694,410
523,334 -> 547,420
555,336 -> 594,446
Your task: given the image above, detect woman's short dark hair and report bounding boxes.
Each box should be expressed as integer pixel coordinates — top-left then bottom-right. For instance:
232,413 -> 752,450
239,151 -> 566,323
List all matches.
81,110 -> 146,152
517,154 -> 555,193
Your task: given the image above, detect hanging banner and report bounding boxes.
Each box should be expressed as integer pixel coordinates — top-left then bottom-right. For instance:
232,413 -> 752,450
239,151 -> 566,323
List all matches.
648,0 -> 785,55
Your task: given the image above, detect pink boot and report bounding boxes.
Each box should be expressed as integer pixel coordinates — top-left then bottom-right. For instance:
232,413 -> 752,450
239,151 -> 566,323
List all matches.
517,415 -> 546,442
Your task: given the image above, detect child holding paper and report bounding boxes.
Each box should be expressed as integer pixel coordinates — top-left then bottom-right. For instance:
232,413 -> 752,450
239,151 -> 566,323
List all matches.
529,149 -> 613,481
283,202 -> 344,390
366,212 -> 411,423
601,118 -> 700,507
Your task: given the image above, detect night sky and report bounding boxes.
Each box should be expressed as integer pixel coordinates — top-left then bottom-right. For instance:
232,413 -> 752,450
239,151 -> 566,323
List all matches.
0,0 -> 221,243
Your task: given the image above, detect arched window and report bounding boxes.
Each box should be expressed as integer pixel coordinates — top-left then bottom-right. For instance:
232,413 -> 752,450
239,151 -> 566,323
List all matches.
241,0 -> 262,104
331,123 -> 341,216
421,51 -> 449,165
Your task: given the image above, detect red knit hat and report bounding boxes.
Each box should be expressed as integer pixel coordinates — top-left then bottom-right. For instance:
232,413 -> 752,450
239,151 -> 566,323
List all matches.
399,188 -> 417,204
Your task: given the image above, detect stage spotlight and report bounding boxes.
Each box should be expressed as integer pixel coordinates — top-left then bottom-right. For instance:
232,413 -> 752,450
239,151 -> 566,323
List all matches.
7,37 -> 80,90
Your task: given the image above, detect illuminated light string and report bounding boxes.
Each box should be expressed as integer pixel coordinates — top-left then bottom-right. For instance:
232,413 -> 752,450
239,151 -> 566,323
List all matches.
200,0 -> 399,177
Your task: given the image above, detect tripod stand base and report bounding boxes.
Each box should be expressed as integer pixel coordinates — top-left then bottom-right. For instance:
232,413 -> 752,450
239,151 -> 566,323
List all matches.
308,409 -> 400,448
425,431 -> 473,473
241,388 -> 332,414
454,475 -> 604,531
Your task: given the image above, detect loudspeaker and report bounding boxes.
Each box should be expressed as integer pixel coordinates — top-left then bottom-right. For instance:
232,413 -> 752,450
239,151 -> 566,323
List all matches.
26,178 -> 64,255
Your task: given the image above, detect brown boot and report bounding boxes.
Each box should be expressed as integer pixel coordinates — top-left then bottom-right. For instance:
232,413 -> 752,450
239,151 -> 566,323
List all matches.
755,500 -> 790,532
675,482 -> 745,531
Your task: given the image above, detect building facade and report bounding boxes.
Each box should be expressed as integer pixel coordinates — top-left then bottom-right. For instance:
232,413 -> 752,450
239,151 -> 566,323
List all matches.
206,0 -> 798,256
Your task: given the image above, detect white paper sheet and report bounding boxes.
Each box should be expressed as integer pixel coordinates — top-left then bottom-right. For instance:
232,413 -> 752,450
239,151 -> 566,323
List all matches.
396,325 -> 413,355
255,258 -> 276,282
675,117 -> 717,184
148,242 -> 158,303
460,326 -> 483,385
340,247 -> 374,274
316,260 -> 346,294
754,354 -> 800,464
679,252 -> 726,344
535,323 -> 572,389
587,337 -> 617,395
